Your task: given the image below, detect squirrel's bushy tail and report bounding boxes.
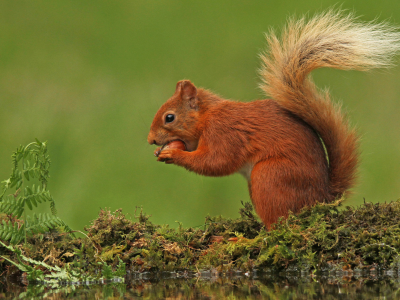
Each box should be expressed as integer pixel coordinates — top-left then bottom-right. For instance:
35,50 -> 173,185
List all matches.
260,10 -> 400,198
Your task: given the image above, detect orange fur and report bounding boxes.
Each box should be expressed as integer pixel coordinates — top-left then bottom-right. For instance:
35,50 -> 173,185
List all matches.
147,11 -> 400,228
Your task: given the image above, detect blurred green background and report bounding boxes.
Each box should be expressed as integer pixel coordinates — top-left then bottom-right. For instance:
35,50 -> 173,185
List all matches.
0,1 -> 399,231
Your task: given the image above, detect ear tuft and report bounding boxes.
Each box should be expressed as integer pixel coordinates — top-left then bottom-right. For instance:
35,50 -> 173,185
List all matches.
175,80 -> 198,109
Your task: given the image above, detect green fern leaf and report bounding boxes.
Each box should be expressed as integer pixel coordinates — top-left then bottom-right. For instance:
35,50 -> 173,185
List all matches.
50,200 -> 57,216
25,198 -> 32,210
0,222 -> 24,244
0,196 -> 24,218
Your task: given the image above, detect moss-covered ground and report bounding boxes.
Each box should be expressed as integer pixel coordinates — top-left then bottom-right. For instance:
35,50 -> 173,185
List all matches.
2,199 -> 400,283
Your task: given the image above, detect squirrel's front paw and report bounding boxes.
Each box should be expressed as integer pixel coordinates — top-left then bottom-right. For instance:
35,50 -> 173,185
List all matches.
157,149 -> 181,164
154,147 -> 162,157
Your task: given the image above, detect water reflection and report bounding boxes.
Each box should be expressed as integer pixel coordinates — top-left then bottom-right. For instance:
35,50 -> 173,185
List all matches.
1,273 -> 400,299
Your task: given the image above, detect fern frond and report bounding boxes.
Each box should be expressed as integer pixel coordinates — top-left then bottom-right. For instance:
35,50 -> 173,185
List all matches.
0,220 -> 24,244
50,199 -> 57,216
21,185 -> 53,211
0,140 -> 72,244
25,213 -> 64,235
0,195 -> 25,218
0,255 -> 29,272
21,255 -> 62,272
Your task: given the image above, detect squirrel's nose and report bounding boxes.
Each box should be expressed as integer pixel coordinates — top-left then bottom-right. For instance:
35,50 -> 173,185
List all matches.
147,132 -> 157,145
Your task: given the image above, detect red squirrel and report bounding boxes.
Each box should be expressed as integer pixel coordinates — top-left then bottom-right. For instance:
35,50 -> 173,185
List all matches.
147,11 -> 400,228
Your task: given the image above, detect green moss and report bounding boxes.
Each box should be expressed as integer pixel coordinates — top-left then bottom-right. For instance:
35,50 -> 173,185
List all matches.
2,199 -> 400,283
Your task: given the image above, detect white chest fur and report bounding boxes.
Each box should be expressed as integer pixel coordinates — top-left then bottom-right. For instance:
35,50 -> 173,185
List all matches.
238,162 -> 254,182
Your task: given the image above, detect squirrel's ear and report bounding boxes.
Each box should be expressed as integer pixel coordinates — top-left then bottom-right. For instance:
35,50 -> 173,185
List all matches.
176,80 -> 198,109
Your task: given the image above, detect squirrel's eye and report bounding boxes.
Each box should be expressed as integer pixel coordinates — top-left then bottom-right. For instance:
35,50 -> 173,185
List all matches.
165,114 -> 175,123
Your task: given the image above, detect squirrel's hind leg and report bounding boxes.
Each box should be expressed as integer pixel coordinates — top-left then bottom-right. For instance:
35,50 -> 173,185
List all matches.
249,158 -> 319,229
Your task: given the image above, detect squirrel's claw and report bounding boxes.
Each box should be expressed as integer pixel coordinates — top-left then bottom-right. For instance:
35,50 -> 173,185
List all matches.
154,147 -> 162,157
